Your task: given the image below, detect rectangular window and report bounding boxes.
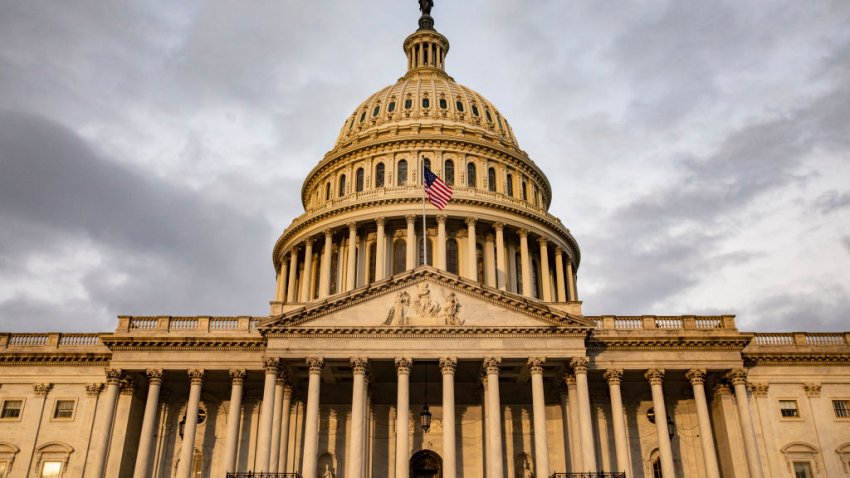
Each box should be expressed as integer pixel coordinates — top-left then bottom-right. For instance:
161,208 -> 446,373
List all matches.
833,399 -> 850,418
0,400 -> 22,419
53,400 -> 75,419
779,400 -> 800,418
793,462 -> 812,478
40,461 -> 62,478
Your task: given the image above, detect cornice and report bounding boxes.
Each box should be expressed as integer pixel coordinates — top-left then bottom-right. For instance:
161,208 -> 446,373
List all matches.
267,326 -> 588,339
0,352 -> 111,366
100,336 -> 266,351
587,335 -> 752,351
743,352 -> 850,366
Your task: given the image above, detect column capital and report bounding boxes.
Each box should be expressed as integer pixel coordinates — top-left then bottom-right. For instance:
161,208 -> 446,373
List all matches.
439,357 -> 458,375
570,356 -> 589,374
289,245 -> 301,254
685,368 -> 707,386
376,216 -> 386,227
562,372 -> 577,386
493,221 -> 505,232
554,245 -> 563,256
105,367 -> 124,385
527,357 -> 545,374
405,214 -> 416,224
645,368 -> 665,385
348,221 -> 358,232
748,383 -> 769,397
465,217 -> 477,226
726,368 -> 747,386
86,383 -> 104,397
350,357 -> 369,375
304,236 -> 316,246
263,357 -> 281,374
188,369 -> 205,385
536,236 -> 549,247
33,383 -> 52,397
146,368 -> 164,385
517,228 -> 529,239
229,369 -> 247,385
395,357 -> 413,375
306,357 -> 325,374
436,214 -> 447,225
120,378 -> 136,395
276,369 -> 290,385
483,356 -> 501,374
803,383 -> 821,398
323,228 -> 333,238
603,368 -> 624,385
713,383 -> 732,398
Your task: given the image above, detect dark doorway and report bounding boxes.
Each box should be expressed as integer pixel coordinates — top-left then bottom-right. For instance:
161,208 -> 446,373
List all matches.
410,450 -> 442,478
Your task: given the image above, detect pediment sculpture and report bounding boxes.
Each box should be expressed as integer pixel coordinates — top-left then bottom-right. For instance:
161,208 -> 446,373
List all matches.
384,283 -> 463,326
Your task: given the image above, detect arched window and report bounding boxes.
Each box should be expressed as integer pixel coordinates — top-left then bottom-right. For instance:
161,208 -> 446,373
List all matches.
397,160 -> 408,186
423,158 -> 431,172
467,162 -> 477,187
393,239 -> 407,275
446,239 -> 459,274
444,160 -> 455,186
355,168 -> 365,192
488,167 -> 496,192
338,175 -> 346,197
417,238 -> 433,266
325,182 -> 332,201
506,174 -> 514,196
375,163 -> 385,188
522,180 -> 528,201
368,242 -> 377,284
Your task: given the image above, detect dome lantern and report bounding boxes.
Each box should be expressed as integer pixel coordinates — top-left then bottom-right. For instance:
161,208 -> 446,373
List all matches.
404,1 -> 449,73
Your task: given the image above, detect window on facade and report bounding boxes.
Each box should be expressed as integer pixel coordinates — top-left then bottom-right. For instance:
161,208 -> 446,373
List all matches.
348,116 -> 356,131
388,101 -> 396,112
439,98 -> 447,109
368,243 -> 377,283
375,163 -> 385,188
485,109 -> 493,122
405,98 -> 413,109
446,239 -> 459,275
325,182 -> 331,201
422,98 -> 430,109
393,240 -> 407,275
487,167 -> 496,192
53,400 -> 74,419
373,105 -> 380,117
397,160 -> 408,185
522,180 -> 528,201
833,399 -> 850,418
40,461 -> 62,478
467,163 -> 477,187
651,457 -> 662,478
0,400 -> 22,419
780,400 -> 800,418
456,100 -> 464,112
472,104 -> 480,117
355,168 -> 364,192
444,160 -> 454,186
338,175 -> 346,197
793,462 -> 813,478
418,238 -> 433,266
423,158 -> 431,173
506,174 -> 514,196
359,111 -> 366,123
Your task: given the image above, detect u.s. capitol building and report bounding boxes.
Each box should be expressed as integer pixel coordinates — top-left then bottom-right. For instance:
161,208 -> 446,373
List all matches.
1,4 -> 848,478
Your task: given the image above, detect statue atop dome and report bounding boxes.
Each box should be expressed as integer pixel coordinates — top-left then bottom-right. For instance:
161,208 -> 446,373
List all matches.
417,0 -> 435,30
419,0 -> 433,15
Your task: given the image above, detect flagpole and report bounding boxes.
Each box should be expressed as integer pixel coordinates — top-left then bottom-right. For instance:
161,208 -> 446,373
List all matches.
422,165 -> 428,267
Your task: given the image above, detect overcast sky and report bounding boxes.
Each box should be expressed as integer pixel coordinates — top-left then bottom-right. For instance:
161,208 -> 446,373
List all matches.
1,1 -> 848,333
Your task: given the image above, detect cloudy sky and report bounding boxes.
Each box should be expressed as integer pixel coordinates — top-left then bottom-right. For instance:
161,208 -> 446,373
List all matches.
1,1 -> 848,333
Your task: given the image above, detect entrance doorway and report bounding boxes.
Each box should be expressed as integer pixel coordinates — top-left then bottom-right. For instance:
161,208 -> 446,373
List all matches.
410,450 -> 442,478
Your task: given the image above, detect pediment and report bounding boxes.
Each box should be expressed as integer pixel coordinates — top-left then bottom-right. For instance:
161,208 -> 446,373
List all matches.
260,267 -> 595,332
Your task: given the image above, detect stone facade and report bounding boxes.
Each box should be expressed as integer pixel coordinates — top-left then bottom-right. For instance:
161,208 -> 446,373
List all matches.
1,6 -> 849,478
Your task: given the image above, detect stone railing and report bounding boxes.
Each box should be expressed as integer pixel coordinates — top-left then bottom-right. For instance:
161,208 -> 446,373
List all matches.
589,315 -> 736,332
752,332 -> 848,347
1,333 -> 102,349
116,316 -> 263,335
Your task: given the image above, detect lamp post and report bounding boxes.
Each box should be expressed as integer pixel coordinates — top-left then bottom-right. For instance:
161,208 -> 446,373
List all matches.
420,363 -> 432,433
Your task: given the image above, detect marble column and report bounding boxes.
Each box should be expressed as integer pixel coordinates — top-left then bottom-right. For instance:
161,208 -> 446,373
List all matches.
465,218 -> 478,280
319,229 -> 333,298
484,234 -> 497,287
436,215 -> 447,270
287,247 -> 300,302
395,357 -> 412,478
537,238 -> 552,301
481,372 -> 491,478
90,368 -> 122,478
553,247 -> 567,302
347,223 -> 358,291
223,369 -> 246,474
270,370 -> 288,473
645,369 -> 675,478
440,357 -> 458,478
484,357 -> 504,478
571,357 -> 596,472
300,238 -> 315,302
134,369 -> 164,478
686,369 -> 720,478
494,222 -> 507,290
348,358 -> 369,478
277,382 -> 294,473
376,217 -> 386,281
566,258 -> 577,301
563,374 -> 582,471
528,358 -> 550,478
405,215 -> 416,270
604,369 -> 631,477
176,369 -> 205,478
276,258 -> 288,303
518,229 -> 532,297
727,369 -> 764,478
302,357 -> 325,478
256,359 -> 279,472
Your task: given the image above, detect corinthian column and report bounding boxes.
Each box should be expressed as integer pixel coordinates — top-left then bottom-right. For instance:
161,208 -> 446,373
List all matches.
465,218 -> 478,280
436,215 -> 447,270
686,369 -> 720,478
603,369 -> 631,477
518,229 -> 532,297
645,369 -> 675,478
537,237 -> 552,301
302,357 -> 325,478
395,357 -> 412,478
528,358 -> 550,478
571,357 -> 596,472
494,222 -> 507,290
134,369 -> 164,478
176,369 -> 205,478
90,368 -> 123,478
440,357 -> 458,478
223,369 -> 246,474
406,215 -> 416,270
319,229 -> 333,298
270,371 -> 289,473
287,246 -> 300,302
563,373 -> 582,471
727,369 -> 764,478
347,358 -> 369,478
484,357 -> 504,478
256,358 -> 280,472
566,257 -> 576,301
347,223 -> 358,291
376,217 -> 387,280
300,238 -> 315,302
554,247 -> 567,302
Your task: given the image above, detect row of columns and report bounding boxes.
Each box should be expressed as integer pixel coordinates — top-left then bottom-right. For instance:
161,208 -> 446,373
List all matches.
274,217 -> 579,305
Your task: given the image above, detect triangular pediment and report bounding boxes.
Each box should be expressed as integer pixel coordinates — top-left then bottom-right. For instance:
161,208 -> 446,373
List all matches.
260,267 -> 595,332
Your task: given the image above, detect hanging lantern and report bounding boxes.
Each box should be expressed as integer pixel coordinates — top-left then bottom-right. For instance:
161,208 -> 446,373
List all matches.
420,403 -> 432,432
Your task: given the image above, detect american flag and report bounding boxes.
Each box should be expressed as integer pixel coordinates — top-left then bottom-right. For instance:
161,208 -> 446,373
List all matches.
423,166 -> 453,210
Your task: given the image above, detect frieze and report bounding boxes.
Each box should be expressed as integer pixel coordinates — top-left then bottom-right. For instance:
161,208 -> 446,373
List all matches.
383,283 -> 463,326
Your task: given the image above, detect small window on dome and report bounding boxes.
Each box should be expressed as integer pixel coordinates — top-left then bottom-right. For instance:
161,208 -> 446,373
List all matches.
485,109 -> 493,122
423,158 -> 431,172
397,160 -> 408,186
348,116 -> 356,131
467,162 -> 477,187
355,168 -> 364,192
488,167 -> 496,192
359,111 -> 366,123
388,101 -> 396,112
506,174 -> 514,196
422,98 -> 430,108
373,105 -> 380,117
405,98 -> 412,109
439,98 -> 447,109
339,175 -> 346,197
375,163 -> 385,188
456,101 -> 464,112
444,160 -> 454,186
472,104 -> 480,117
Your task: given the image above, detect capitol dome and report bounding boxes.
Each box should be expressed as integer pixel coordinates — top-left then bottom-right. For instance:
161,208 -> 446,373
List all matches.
271,8 -> 581,312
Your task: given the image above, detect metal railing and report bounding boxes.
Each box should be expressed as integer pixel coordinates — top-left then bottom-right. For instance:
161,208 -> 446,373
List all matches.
226,473 -> 302,478
550,473 -> 626,478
